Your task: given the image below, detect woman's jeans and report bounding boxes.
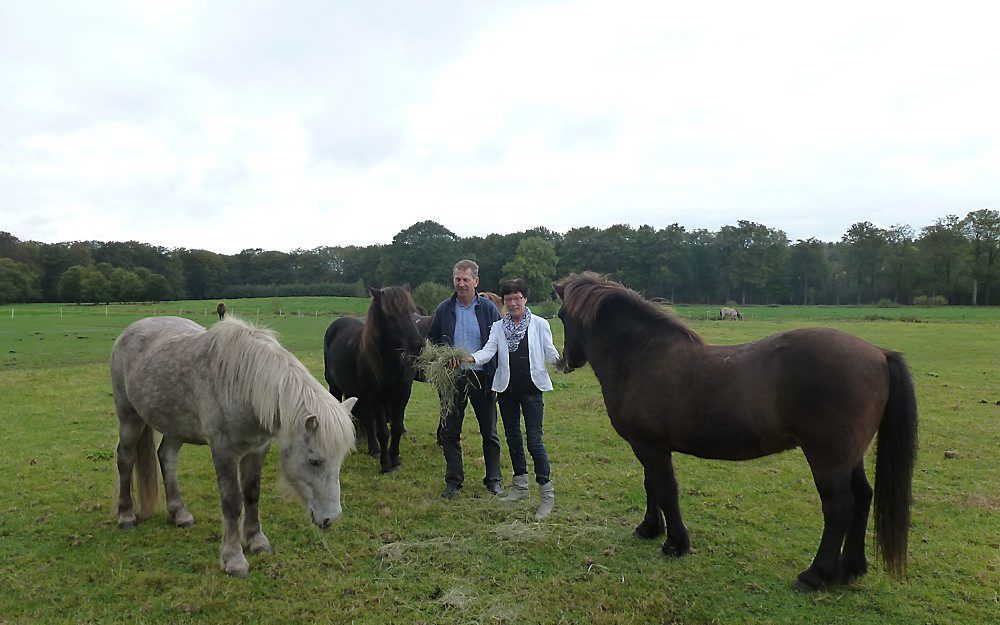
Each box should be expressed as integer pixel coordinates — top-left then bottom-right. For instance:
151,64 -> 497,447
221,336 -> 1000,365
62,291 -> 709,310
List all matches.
498,389 -> 550,484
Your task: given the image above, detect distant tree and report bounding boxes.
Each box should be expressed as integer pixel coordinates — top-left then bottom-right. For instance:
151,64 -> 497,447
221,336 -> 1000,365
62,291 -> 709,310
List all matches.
680,228 -> 717,303
413,281 -> 454,313
40,242 -> 93,300
917,215 -> 966,303
790,238 -> 830,305
715,221 -> 788,304
502,237 -> 559,302
58,265 -> 86,304
962,209 -> 1000,305
143,273 -> 173,301
0,258 -> 40,304
179,249 -> 227,299
378,221 -> 458,287
109,267 -> 144,303
80,266 -> 111,304
883,225 -> 917,304
841,222 -> 888,304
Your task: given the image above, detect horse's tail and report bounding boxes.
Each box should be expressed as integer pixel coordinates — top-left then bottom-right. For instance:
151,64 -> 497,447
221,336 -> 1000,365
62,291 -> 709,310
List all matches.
134,425 -> 160,520
873,351 -> 918,578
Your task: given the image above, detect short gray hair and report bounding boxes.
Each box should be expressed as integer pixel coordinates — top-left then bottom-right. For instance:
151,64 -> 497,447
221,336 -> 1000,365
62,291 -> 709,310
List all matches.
453,259 -> 479,278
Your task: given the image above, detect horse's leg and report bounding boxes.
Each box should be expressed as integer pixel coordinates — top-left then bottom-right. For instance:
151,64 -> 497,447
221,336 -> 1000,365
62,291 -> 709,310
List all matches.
357,402 -> 378,458
794,454 -> 854,592
375,403 -> 393,473
240,443 -> 272,554
631,443 -> 690,556
210,447 -> 249,577
634,468 -> 666,539
157,436 -> 194,527
840,460 -> 873,583
114,397 -> 158,528
388,389 -> 411,470
115,416 -> 143,529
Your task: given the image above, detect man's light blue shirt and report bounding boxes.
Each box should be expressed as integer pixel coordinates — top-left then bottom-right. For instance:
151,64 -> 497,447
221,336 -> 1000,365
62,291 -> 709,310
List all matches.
454,297 -> 483,371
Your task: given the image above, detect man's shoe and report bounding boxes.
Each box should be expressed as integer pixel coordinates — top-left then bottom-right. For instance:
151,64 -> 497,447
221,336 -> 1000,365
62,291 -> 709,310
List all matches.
441,485 -> 461,499
485,483 -> 504,496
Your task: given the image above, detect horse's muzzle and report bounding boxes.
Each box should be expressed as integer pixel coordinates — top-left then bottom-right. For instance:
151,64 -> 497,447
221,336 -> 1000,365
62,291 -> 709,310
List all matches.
555,357 -> 575,374
310,508 -> 340,529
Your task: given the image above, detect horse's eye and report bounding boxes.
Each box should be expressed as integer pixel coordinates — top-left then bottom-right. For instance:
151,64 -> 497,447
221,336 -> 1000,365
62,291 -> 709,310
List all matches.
309,458 -> 325,467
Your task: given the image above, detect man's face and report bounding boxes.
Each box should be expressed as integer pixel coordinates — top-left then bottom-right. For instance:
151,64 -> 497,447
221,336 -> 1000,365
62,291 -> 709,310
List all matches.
453,268 -> 479,297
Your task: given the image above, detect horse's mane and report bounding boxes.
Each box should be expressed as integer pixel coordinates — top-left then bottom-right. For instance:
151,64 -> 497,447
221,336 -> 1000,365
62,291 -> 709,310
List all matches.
359,286 -> 417,380
207,317 -> 356,457
555,272 -> 703,344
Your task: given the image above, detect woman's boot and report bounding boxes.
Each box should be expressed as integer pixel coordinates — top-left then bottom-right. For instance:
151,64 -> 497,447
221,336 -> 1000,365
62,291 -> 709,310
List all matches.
535,481 -> 554,519
501,474 -> 529,502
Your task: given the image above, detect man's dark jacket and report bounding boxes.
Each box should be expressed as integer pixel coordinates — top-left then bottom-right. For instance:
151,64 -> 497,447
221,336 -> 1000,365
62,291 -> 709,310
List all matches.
427,292 -> 500,382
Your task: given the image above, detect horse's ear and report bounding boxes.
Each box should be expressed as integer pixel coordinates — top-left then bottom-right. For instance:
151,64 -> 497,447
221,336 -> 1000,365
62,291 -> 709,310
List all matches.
305,414 -> 319,432
401,283 -> 411,293
368,286 -> 380,299
552,282 -> 564,300
342,397 -> 358,414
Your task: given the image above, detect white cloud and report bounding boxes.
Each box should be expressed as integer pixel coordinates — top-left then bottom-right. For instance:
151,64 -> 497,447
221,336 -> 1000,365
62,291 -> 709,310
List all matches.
2,1 -> 999,252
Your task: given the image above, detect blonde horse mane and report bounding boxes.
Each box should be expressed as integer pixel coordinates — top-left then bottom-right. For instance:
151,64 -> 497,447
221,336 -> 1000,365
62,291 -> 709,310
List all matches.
207,317 -> 356,457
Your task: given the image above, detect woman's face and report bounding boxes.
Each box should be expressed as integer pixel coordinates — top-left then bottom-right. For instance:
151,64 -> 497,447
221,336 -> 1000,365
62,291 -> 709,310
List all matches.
503,291 -> 526,319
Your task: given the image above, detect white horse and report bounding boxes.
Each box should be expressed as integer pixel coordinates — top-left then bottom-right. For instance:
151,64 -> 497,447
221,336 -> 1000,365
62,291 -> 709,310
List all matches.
720,307 -> 744,320
110,316 -> 357,577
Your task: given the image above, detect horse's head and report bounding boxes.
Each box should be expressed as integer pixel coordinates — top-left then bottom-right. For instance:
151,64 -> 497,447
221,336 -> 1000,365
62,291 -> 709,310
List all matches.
554,281 -> 588,373
369,286 -> 424,357
280,397 -> 357,529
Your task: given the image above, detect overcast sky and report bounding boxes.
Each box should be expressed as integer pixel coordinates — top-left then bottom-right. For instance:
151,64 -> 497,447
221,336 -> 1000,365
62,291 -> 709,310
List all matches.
2,1 -> 998,254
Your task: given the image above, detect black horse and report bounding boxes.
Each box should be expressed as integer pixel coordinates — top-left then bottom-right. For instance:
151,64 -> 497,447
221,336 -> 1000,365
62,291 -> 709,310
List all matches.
554,272 -> 917,592
323,286 -> 424,473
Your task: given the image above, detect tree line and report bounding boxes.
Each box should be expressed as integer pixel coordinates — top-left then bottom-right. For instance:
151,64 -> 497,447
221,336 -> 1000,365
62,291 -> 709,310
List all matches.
1,209 -> 998,306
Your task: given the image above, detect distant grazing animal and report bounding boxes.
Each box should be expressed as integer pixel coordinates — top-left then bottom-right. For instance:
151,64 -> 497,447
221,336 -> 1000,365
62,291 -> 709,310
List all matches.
110,316 -> 357,577
554,272 -> 917,592
720,306 -> 743,320
324,286 -> 424,473
217,302 -> 226,319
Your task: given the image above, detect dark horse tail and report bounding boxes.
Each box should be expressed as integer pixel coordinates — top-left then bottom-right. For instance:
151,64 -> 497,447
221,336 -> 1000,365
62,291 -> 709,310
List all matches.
874,351 -> 918,578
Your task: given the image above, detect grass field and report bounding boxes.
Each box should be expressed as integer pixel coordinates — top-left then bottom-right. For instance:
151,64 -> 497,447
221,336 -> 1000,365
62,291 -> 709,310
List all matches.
1,299 -> 997,624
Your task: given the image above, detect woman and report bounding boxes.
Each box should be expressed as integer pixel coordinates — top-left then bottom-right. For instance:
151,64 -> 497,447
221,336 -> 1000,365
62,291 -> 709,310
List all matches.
465,278 -> 560,519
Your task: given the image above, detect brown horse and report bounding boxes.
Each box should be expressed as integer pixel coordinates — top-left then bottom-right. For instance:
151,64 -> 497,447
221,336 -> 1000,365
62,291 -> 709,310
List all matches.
481,291 -> 504,314
553,272 -> 917,592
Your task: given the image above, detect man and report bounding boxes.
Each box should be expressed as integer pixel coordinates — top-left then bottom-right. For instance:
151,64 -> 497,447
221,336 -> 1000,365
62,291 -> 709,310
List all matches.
427,259 -> 503,499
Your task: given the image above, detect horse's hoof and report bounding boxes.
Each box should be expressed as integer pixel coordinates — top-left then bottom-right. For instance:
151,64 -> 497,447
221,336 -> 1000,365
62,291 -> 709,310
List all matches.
792,579 -> 818,593
170,511 -> 195,528
660,542 -> 691,558
633,521 -> 664,540
223,556 -> 250,578
380,465 -> 400,474
368,450 -> 379,458
839,558 -> 868,583
118,519 -> 136,530
248,534 -> 273,554
793,569 -> 828,593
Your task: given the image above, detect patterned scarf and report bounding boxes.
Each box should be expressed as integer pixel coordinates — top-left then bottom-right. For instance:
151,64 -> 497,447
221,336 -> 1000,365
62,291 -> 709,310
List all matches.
503,307 -> 532,352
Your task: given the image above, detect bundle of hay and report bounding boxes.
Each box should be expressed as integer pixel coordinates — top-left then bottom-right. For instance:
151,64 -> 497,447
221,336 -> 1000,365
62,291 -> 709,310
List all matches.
414,341 -> 473,404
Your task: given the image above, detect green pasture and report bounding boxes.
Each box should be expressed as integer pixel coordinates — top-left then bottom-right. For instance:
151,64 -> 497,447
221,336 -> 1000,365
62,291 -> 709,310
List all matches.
0,299 -> 997,624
